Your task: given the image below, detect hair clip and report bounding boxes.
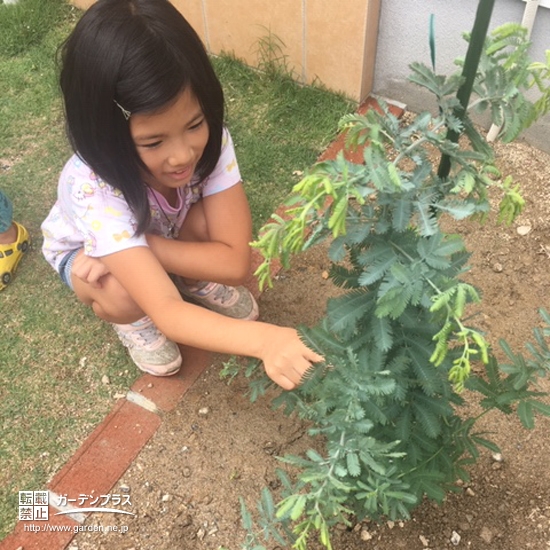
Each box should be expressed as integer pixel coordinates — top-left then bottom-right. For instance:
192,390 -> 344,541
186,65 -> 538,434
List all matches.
114,99 -> 131,120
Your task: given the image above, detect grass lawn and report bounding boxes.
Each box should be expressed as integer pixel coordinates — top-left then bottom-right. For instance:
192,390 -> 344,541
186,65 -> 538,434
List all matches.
0,0 -> 354,539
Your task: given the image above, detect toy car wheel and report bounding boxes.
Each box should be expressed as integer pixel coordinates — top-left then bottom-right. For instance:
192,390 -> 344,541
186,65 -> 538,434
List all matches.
19,240 -> 29,253
1,272 -> 11,286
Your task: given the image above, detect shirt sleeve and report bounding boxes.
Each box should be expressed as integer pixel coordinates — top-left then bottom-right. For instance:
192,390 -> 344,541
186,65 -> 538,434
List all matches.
60,163 -> 147,258
201,128 -> 242,197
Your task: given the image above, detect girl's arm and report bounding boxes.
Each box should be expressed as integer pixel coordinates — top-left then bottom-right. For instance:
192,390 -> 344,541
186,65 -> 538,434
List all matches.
99,246 -> 323,390
146,183 -> 253,285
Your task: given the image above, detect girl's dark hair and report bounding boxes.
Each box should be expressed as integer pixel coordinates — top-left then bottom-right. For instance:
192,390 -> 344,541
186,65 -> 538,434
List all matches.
59,0 -> 224,233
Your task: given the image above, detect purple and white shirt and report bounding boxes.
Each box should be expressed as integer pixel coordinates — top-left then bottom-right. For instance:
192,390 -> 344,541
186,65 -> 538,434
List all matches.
42,129 -> 241,271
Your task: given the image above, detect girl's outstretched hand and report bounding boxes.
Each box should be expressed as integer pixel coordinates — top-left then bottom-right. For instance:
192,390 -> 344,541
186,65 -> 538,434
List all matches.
259,326 -> 324,390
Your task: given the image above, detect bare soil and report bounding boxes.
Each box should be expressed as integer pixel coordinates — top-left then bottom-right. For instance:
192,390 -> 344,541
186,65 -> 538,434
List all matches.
72,133 -> 550,550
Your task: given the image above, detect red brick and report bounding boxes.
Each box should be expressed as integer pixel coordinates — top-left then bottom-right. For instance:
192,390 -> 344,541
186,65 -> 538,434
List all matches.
48,400 -> 161,497
131,345 -> 213,412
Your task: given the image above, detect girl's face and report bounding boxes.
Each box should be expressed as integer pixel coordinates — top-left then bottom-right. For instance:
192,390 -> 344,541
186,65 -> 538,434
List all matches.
129,87 -> 209,201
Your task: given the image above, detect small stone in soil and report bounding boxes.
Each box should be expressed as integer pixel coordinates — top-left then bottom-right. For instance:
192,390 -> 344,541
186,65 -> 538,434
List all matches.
361,529 -> 373,541
480,526 -> 494,543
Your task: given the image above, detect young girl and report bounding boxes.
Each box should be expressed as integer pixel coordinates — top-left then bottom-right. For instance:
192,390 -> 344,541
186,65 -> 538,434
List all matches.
41,0 -> 322,390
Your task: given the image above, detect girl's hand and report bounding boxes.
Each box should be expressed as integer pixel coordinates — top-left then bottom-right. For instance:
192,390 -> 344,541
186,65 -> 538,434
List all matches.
260,327 -> 324,390
72,253 -> 110,289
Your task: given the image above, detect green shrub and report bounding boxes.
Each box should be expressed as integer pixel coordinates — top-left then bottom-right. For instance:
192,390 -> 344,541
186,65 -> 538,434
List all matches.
236,20 -> 550,550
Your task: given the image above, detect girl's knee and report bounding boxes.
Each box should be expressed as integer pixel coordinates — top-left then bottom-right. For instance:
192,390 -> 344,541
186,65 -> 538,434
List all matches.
178,200 -> 209,242
91,299 -> 143,324
76,273 -> 144,323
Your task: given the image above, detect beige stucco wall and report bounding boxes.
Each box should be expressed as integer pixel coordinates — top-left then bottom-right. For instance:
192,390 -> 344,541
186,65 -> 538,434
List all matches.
69,0 -> 380,102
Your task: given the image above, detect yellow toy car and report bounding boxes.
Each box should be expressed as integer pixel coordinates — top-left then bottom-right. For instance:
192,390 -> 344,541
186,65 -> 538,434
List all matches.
0,221 -> 30,291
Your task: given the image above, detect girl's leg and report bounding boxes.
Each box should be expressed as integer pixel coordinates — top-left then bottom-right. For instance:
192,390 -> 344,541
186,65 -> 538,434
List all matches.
70,252 -> 146,324
69,250 -> 182,376
175,200 -> 259,320
178,198 -> 209,244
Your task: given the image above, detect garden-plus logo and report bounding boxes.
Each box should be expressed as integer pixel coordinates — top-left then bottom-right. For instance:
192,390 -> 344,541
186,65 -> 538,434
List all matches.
53,492 -> 135,516
18,491 -> 49,521
18,490 -> 135,520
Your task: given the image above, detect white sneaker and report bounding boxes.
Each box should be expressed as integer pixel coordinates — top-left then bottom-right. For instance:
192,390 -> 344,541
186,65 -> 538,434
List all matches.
176,280 -> 259,321
112,316 -> 182,376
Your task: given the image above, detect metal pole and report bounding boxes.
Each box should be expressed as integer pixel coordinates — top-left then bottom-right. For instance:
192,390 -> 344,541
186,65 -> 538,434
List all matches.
437,0 -> 496,180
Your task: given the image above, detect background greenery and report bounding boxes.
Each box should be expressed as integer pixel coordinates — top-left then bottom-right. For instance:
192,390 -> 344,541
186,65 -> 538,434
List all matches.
0,0 -> 353,538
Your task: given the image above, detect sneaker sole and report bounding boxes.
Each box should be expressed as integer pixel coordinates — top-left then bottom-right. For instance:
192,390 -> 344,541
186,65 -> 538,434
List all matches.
128,347 -> 183,377
135,358 -> 182,377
